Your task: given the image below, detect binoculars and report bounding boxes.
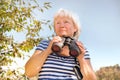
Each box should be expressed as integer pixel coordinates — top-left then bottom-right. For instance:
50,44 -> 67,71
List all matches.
51,36 -> 81,57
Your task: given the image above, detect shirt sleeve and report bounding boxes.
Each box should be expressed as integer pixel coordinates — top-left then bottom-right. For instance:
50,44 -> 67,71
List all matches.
84,53 -> 90,59
84,50 -> 90,59
35,40 -> 49,51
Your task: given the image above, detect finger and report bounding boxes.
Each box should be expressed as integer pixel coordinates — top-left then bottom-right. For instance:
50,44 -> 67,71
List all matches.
76,42 -> 86,54
53,36 -> 62,43
76,41 -> 85,49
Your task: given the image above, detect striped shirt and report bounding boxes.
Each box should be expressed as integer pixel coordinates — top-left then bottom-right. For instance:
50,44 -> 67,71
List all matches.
36,40 -> 90,80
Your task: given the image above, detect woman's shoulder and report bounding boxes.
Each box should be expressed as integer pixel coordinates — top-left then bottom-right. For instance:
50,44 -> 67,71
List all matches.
35,39 -> 50,50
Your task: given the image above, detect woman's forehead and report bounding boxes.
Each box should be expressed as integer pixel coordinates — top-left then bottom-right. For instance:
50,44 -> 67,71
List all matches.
55,16 -> 72,20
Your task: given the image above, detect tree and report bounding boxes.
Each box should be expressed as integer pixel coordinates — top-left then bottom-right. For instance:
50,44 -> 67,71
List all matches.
0,0 -> 52,79
96,64 -> 120,80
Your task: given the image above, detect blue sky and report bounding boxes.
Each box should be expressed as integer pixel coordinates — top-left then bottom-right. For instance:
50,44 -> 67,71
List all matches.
12,0 -> 120,71
39,0 -> 120,71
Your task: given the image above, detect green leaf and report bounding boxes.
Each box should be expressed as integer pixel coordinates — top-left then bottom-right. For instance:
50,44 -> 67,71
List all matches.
0,0 -> 52,79
40,8 -> 43,12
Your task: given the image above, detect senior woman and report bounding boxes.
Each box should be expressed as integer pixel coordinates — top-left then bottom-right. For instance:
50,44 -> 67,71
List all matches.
25,9 -> 97,80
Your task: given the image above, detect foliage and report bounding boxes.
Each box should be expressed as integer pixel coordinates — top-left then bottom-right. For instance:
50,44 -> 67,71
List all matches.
0,0 -> 52,79
96,64 -> 120,80
0,66 -> 28,80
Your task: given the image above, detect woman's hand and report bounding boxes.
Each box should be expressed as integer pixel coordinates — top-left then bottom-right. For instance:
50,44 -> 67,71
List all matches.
76,41 -> 86,59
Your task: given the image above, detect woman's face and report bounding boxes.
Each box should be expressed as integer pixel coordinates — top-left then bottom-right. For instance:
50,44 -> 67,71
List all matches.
54,17 -> 77,37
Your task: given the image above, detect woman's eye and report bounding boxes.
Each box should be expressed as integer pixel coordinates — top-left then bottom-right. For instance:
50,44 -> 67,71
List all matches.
64,21 -> 69,23
56,22 -> 60,24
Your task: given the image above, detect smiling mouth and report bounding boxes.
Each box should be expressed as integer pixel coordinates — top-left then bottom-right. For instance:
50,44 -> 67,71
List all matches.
60,29 -> 66,31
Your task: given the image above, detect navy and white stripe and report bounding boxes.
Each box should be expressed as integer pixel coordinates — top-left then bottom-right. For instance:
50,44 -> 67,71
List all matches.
36,40 -> 90,80
36,40 -> 49,50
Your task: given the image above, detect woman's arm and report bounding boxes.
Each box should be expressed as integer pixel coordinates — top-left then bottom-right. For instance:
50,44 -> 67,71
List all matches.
25,36 -> 62,78
25,49 -> 51,78
76,42 -> 97,80
77,57 -> 97,80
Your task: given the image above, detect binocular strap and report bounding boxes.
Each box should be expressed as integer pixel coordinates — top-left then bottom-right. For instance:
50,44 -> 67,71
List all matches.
73,58 -> 83,80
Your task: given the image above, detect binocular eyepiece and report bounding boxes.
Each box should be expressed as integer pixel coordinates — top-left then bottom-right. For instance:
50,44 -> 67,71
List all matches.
51,36 -> 81,57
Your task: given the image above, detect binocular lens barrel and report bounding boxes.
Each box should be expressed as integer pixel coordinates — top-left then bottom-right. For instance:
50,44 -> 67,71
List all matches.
52,45 -> 61,53
70,50 -> 79,57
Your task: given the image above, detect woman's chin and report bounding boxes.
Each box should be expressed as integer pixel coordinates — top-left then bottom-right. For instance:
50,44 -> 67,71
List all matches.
60,33 -> 68,37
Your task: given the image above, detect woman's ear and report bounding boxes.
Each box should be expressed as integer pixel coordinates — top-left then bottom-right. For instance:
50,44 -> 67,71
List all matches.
74,28 -> 77,32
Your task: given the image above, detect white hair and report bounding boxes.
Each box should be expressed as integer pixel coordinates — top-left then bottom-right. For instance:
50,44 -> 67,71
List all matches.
54,8 -> 81,40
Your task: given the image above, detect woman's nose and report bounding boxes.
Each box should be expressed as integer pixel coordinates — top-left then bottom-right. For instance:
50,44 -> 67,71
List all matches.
60,22 -> 65,27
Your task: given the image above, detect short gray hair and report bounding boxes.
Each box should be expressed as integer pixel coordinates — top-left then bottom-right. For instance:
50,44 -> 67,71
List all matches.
54,8 -> 81,40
